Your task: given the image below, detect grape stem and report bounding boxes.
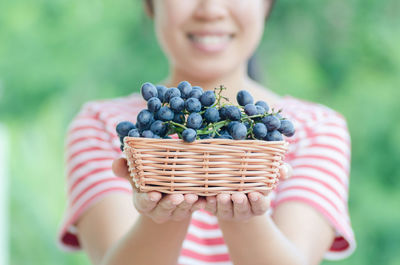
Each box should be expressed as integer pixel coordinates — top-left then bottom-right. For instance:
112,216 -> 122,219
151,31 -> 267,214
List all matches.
168,121 -> 187,130
214,85 -> 228,107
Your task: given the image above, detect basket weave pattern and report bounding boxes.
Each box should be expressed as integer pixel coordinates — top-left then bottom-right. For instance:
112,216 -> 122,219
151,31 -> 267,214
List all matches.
124,137 -> 288,196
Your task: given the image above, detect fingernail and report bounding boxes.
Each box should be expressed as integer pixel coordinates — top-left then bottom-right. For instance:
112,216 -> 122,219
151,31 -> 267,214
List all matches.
250,195 -> 259,202
172,194 -> 184,205
186,196 -> 197,204
175,199 -> 184,205
236,197 -> 244,204
220,194 -> 230,203
149,193 -> 158,202
283,166 -> 289,176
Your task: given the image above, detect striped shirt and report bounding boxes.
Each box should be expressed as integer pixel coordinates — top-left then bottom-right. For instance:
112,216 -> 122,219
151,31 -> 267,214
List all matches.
58,93 -> 356,263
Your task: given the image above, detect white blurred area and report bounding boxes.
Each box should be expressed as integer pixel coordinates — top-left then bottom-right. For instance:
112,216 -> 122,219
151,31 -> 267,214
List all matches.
0,124 -> 9,265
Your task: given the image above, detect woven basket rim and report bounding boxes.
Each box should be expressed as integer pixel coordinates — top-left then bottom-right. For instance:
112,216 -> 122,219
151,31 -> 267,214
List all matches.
124,136 -> 289,146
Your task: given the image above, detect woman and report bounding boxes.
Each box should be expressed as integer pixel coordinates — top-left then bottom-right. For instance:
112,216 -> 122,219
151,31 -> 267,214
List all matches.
58,1 -> 356,264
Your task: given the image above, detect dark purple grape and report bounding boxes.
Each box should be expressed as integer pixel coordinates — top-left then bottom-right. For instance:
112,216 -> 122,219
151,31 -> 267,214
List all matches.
128,128 -> 140,137
156,85 -> 168,103
153,135 -> 161,139
157,106 -> 174,121
218,129 -> 228,135
116,121 -> 136,137
199,134 -> 212,139
141,82 -> 158,101
215,134 -> 233,139
256,105 -> 266,115
185,97 -> 202,113
236,90 -> 253,106
177,81 -> 193,99
227,121 -> 240,135
244,121 -> 251,130
192,86 -> 204,92
253,123 -> 267,139
169,96 -> 185,113
119,136 -> 125,143
230,123 -> 247,140
255,100 -> 269,112
164,87 -> 181,103
150,120 -> 168,136
186,113 -> 203,129
265,130 -> 283,141
276,112 -> 283,120
204,107 -> 220,123
278,120 -> 295,137
216,129 -> 232,139
226,106 -> 242,121
261,115 -> 281,131
141,130 -> 154,138
219,107 -> 228,120
200,91 -> 216,107
182,128 -> 197,143
173,112 -> 185,123
136,123 -> 146,133
137,110 -> 154,128
244,104 -> 258,116
189,89 -> 203,99
147,97 -> 162,113
163,135 -> 172,139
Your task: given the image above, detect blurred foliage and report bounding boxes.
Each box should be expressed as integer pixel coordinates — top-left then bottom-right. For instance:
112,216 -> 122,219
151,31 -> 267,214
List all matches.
1,0 -> 400,264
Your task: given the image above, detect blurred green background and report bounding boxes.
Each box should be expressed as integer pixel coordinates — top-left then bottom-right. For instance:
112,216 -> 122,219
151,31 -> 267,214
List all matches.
1,0 -> 400,264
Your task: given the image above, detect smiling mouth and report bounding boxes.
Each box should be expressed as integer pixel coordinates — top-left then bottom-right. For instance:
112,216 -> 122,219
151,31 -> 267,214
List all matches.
187,33 -> 234,46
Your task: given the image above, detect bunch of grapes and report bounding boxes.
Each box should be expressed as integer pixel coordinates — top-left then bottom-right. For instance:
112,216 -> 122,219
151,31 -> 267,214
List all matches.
116,81 -> 295,150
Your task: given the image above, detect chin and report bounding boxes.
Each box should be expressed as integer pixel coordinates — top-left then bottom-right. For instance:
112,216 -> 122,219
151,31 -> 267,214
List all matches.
179,59 -> 238,82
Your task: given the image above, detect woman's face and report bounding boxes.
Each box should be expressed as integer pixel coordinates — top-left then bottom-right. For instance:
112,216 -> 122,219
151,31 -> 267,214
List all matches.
151,0 -> 271,80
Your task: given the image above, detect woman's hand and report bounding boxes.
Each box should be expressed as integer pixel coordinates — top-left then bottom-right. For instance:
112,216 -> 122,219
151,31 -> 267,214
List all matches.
203,192 -> 270,222
112,157 -> 206,224
204,163 -> 293,222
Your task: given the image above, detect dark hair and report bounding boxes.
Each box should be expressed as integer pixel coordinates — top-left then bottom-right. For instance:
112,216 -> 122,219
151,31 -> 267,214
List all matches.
145,0 -> 153,15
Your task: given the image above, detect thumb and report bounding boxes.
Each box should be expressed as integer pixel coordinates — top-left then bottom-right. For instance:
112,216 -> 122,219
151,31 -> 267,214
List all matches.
279,163 -> 293,180
112,157 -> 130,179
112,157 -> 139,192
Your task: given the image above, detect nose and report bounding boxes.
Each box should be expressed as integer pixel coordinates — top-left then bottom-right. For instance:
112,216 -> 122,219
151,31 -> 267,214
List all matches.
193,0 -> 228,22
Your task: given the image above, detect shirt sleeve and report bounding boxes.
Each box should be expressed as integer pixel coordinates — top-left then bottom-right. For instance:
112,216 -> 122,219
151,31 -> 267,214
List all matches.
273,111 -> 356,260
57,102 -> 132,251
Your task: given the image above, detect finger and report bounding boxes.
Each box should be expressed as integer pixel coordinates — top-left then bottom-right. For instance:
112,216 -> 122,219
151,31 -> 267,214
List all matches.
171,194 -> 198,221
216,193 -> 233,220
232,193 -> 251,221
133,191 -> 162,213
151,194 -> 184,224
112,157 -> 130,179
279,163 -> 293,180
248,192 -> 271,216
112,158 -> 141,194
190,197 -> 207,213
204,196 -> 217,215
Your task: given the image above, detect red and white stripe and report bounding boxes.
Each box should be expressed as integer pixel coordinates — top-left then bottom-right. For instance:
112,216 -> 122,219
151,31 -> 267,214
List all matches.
57,94 -> 356,262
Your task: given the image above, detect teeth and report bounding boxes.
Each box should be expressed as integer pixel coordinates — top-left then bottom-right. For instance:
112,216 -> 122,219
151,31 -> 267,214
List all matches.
190,35 -> 231,45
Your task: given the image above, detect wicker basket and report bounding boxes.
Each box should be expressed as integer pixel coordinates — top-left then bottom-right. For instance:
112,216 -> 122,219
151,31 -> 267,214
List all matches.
124,137 -> 289,196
